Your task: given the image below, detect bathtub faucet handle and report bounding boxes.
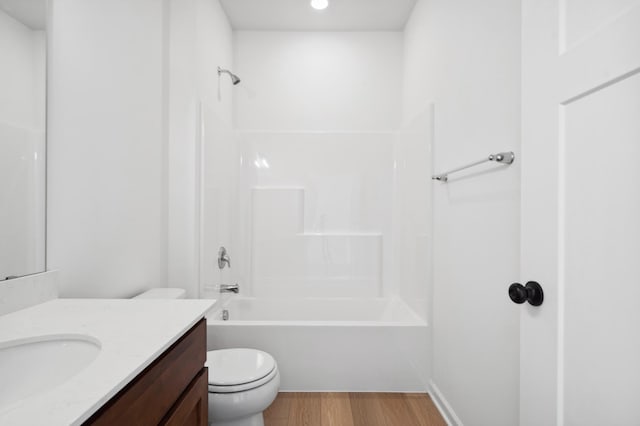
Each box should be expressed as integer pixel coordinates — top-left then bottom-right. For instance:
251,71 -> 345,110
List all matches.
218,246 -> 231,269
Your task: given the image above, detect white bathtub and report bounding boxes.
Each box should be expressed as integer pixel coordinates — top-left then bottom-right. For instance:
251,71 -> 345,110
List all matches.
206,297 -> 430,392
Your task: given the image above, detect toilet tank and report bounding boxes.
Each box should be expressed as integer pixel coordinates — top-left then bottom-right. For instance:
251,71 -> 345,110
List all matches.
133,288 -> 186,299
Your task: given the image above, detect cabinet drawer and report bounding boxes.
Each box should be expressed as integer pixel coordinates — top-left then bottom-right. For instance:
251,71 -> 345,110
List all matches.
161,367 -> 208,426
85,318 -> 207,425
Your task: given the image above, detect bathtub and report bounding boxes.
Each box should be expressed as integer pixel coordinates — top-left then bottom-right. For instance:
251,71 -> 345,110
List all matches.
206,297 -> 430,392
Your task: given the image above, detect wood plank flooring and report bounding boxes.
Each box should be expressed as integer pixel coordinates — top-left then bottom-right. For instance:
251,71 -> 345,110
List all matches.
264,393 -> 447,426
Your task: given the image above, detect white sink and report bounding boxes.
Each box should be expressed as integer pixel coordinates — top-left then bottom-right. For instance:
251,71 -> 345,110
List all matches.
0,335 -> 101,407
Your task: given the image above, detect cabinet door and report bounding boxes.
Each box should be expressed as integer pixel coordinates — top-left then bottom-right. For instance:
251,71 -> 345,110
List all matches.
85,320 -> 207,425
161,368 -> 208,426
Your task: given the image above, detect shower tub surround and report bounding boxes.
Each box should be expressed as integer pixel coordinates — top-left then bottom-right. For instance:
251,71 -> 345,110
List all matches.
201,126 -> 432,392
207,297 -> 429,392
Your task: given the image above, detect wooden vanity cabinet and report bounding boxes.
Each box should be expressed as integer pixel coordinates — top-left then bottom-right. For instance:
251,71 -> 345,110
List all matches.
85,319 -> 208,426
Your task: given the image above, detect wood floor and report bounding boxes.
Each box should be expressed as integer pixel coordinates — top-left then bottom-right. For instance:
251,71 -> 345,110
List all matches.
264,392 -> 447,426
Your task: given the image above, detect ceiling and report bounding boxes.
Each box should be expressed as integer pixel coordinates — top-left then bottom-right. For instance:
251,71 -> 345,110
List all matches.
0,0 -> 46,30
219,0 -> 418,31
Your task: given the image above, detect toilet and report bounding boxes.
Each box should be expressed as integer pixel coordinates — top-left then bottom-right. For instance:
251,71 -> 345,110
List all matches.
206,348 -> 280,426
132,289 -> 280,426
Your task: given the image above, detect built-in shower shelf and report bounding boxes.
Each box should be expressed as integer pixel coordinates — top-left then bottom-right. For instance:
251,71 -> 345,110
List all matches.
251,186 -> 383,298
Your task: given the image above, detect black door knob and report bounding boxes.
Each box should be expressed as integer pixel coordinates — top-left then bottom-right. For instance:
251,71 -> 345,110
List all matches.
509,281 -> 543,306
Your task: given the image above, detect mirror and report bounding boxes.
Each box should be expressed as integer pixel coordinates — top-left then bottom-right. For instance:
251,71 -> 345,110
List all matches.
0,0 -> 47,280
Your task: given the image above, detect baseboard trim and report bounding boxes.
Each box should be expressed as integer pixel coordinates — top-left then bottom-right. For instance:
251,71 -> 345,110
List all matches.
429,380 -> 464,426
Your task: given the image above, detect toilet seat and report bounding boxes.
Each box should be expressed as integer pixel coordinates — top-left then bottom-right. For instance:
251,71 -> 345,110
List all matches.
208,366 -> 279,393
206,348 -> 277,393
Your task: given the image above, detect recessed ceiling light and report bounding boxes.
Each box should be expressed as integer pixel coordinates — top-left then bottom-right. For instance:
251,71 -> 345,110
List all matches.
310,0 -> 329,11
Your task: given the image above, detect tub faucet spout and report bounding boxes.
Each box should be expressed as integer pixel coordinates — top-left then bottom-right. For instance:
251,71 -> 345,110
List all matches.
219,283 -> 239,294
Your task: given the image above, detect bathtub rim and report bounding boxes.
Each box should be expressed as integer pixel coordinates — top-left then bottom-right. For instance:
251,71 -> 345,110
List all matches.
206,319 -> 428,327
205,296 -> 428,327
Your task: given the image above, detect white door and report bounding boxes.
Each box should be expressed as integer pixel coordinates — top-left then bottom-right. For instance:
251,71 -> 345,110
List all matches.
521,0 -> 640,425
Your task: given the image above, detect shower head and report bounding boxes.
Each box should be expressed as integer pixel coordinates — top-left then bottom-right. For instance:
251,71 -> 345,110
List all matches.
218,67 -> 241,85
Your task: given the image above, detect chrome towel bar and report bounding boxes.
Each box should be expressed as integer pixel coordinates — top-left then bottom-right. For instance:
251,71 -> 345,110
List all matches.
432,151 -> 515,182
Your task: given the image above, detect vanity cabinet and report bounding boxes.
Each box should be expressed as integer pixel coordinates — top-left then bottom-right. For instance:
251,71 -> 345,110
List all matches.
85,319 -> 208,425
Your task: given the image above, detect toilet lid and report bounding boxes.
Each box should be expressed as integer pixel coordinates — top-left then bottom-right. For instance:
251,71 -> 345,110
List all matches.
206,348 -> 276,386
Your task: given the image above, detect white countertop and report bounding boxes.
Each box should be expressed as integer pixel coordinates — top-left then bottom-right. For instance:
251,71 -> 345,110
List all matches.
0,298 -> 216,425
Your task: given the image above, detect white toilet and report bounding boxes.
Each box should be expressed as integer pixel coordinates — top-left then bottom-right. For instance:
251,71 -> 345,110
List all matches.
206,348 -> 280,426
133,289 -> 280,426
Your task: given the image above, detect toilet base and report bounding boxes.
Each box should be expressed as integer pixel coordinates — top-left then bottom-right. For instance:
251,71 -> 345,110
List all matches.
209,413 -> 264,426
207,369 -> 279,426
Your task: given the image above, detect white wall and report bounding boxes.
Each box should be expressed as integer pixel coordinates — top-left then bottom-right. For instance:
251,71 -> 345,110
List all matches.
403,0 -> 521,424
234,31 -> 403,132
167,0 -> 234,298
48,0 -> 167,297
0,9 -> 46,279
47,0 -> 232,298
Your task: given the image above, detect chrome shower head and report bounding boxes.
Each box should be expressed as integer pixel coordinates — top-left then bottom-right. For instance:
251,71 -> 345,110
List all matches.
218,67 -> 241,85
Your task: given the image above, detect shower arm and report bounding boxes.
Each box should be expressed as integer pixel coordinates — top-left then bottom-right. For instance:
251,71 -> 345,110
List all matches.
217,67 -> 241,85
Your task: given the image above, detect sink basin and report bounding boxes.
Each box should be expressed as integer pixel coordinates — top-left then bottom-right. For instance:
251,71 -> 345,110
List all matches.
0,335 -> 101,407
